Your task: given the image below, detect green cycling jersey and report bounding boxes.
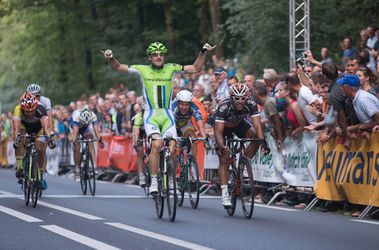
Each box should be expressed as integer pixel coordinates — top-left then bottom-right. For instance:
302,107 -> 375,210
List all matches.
132,112 -> 144,129
129,63 -> 183,110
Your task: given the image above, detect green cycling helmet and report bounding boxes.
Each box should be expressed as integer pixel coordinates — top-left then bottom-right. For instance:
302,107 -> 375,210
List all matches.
146,42 -> 168,55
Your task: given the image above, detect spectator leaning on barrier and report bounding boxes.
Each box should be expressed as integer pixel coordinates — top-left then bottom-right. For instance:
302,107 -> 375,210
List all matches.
254,81 -> 285,149
338,74 -> 379,136
277,82 -> 307,138
286,72 -> 321,125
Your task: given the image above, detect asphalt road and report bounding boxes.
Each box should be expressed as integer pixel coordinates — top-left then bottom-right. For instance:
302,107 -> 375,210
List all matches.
0,168 -> 378,250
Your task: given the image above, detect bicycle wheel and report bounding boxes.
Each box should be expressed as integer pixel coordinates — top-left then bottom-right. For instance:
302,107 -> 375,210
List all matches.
87,153 -> 96,196
79,153 -> 87,195
143,155 -> 150,196
239,157 -> 255,219
31,154 -> 40,208
23,155 -> 31,206
177,158 -> 185,207
166,157 -> 177,222
154,160 -> 164,219
226,168 -> 237,216
187,155 -> 200,209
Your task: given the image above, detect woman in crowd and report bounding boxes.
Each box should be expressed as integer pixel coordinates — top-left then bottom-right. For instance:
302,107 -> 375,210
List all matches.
277,82 -> 307,138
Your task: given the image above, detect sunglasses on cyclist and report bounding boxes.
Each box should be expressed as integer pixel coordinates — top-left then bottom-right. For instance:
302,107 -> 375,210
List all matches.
232,96 -> 247,101
150,52 -> 166,57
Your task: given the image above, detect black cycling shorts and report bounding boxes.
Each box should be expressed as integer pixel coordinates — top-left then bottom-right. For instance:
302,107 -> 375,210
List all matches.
223,119 -> 253,139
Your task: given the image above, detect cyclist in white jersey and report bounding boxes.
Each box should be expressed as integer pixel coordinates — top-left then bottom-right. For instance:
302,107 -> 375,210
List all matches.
102,42 -> 216,194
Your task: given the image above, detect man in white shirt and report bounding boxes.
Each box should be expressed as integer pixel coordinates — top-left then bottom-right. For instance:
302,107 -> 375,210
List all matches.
285,72 -> 322,124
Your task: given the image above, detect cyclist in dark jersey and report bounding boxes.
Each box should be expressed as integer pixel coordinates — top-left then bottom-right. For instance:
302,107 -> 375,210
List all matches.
214,83 -> 268,207
13,93 -> 55,187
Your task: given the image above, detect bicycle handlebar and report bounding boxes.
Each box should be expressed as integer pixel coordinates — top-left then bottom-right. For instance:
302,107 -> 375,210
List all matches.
17,134 -> 51,139
225,138 -> 265,143
76,138 -> 98,143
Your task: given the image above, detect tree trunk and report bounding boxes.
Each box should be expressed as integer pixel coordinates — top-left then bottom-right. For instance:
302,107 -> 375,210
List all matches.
208,0 -> 223,57
163,0 -> 174,54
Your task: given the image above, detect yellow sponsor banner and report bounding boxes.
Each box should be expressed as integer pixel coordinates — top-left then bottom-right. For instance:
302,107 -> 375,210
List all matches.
315,133 -> 379,206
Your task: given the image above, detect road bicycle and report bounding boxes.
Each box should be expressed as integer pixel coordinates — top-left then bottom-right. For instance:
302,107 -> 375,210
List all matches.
152,137 -> 177,222
77,138 -> 97,196
177,137 -> 205,209
224,137 -> 264,219
17,134 -> 50,208
137,138 -> 151,196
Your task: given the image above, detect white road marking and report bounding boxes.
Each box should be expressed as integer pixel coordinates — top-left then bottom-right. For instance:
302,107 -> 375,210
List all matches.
41,225 -> 121,250
0,189 -> 104,220
106,222 -> 214,250
255,204 -> 298,212
37,201 -> 105,220
0,205 -> 43,222
351,219 -> 379,226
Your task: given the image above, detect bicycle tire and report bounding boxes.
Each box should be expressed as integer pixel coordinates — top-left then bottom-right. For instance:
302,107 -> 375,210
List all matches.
166,157 -> 177,222
177,158 -> 185,207
154,156 -> 164,219
87,153 -> 96,196
79,153 -> 87,195
23,155 -> 31,206
143,155 -> 150,196
31,153 -> 39,208
187,155 -> 200,209
239,157 -> 255,219
226,168 -> 237,216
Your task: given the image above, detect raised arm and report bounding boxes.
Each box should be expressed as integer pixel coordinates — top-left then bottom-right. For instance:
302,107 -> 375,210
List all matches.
101,49 -> 130,73
183,43 -> 216,73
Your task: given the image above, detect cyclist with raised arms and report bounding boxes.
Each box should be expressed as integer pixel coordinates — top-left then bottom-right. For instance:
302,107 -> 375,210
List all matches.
172,90 -> 206,158
13,93 -> 55,189
71,107 -> 104,178
102,41 -> 215,194
214,83 -> 268,207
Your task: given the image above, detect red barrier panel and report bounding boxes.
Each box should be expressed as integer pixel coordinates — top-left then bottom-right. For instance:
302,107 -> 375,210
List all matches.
97,135 -> 203,176
109,136 -> 130,172
96,134 -> 112,168
128,141 -> 138,173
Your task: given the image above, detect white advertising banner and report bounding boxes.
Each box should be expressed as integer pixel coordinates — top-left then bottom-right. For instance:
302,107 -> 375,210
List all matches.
252,133 -> 316,187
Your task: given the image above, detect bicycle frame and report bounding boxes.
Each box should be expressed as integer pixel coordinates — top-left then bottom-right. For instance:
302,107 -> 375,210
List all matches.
17,134 -> 49,207
77,138 -> 97,196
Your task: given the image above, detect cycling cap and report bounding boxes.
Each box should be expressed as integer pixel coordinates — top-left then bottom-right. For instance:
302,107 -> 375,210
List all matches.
229,83 -> 249,97
20,92 -> 39,112
176,90 -> 193,102
26,83 -> 41,95
146,42 -> 168,55
79,108 -> 93,126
